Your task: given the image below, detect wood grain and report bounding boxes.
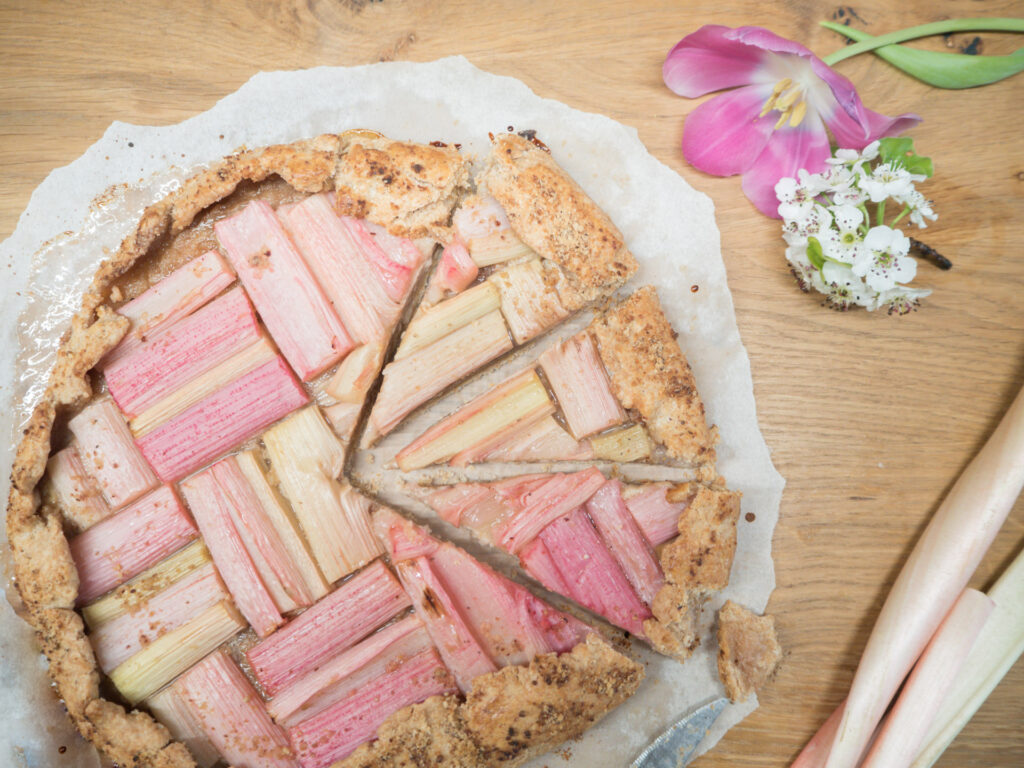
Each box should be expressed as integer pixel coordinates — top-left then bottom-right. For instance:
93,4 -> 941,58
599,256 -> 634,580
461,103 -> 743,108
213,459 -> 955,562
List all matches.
1,1 -> 1021,765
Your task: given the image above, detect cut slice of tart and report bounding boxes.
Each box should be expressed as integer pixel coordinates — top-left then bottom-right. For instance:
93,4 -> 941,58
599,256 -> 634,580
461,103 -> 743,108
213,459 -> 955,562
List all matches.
410,470 -> 742,662
365,133 -> 639,442
390,286 -> 718,477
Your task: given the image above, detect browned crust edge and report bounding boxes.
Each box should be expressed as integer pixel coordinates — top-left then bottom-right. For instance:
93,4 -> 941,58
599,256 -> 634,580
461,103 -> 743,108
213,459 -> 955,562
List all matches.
716,600 -> 782,703
590,285 -> 718,474
479,133 -> 638,311
5,132 -> 469,768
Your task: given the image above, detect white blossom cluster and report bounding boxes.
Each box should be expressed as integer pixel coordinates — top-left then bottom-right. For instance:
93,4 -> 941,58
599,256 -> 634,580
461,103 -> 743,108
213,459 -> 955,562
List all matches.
775,141 -> 937,314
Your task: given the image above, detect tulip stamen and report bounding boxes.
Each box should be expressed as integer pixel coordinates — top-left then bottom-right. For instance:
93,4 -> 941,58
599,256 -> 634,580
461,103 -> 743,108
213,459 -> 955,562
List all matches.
762,79 -> 808,129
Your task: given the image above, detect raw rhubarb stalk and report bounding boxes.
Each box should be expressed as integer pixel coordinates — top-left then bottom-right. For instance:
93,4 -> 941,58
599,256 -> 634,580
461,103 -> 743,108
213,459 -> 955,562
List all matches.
394,556 -> 497,691
323,343 -> 383,403
538,333 -> 625,439
90,562 -> 227,672
246,560 -> 412,696
180,469 -> 283,637
283,195 -> 398,344
435,237 -> 478,294
396,369 -> 554,471
82,540 -> 211,628
862,589 -> 995,768
287,648 -> 455,768
539,507 -> 652,636
136,356 -> 308,483
147,685 -> 222,768
490,259 -> 569,344
344,218 -> 424,302
819,384 -> 1024,768
371,310 -> 513,437
585,479 -> 664,605
70,485 -> 197,603
215,199 -> 352,380
590,423 -> 653,462
792,701 -> 847,768
480,415 -> 594,463
104,286 -> 263,419
268,614 -> 431,725
263,407 -> 381,583
494,468 -> 608,553
625,483 -> 691,547
68,399 -> 158,509
175,649 -> 298,768
395,281 -> 501,360
105,249 -> 235,367
452,194 -> 534,267
109,600 -> 246,704
45,444 -> 111,532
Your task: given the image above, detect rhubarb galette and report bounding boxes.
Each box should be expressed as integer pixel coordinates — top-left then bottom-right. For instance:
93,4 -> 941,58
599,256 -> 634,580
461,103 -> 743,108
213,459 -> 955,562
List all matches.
7,129 -> 740,768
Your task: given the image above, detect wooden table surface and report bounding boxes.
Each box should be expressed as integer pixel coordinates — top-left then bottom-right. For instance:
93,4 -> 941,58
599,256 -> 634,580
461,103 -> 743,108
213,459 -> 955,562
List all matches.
2,1 -> 1022,765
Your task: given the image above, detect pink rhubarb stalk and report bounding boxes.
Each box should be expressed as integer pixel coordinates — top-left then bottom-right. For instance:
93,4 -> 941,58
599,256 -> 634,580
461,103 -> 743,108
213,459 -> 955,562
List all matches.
246,560 -> 412,696
539,507 -> 652,637
421,484 -> 507,530
215,199 -> 353,380
538,333 -> 625,439
625,483 -> 692,547
70,485 -> 197,602
793,701 -> 847,768
585,479 -> 664,605
479,414 -> 593,463
452,194 -> 533,267
180,469 -> 285,637
287,648 -> 456,768
343,218 -> 424,302
818,384 -> 1024,768
490,259 -> 569,344
436,237 -> 479,294
176,649 -> 299,768
104,286 -> 262,419
104,249 -> 235,367
147,685 -> 222,768
519,537 -> 573,596
46,445 -> 111,532
67,399 -> 158,509
136,356 -> 308,482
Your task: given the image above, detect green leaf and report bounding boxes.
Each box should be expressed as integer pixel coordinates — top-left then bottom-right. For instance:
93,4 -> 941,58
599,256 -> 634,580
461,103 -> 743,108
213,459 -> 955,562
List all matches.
806,237 -> 826,271
877,137 -> 934,178
821,22 -> 1024,89
903,154 -> 934,177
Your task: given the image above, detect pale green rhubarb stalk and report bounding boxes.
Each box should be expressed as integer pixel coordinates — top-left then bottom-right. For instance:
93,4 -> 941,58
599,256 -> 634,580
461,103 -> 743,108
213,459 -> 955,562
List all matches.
45,444 -> 111,532
490,258 -> 569,344
394,281 -> 501,360
263,406 -> 382,583
67,398 -> 158,510
538,332 -> 625,439
590,423 -> 653,462
816,384 -> 1024,768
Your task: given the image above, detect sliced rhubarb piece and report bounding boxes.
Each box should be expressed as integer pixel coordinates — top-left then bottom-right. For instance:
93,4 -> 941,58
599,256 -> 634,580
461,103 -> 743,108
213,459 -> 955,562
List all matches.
70,485 -> 197,603
370,309 -> 512,438
263,407 -> 381,583
104,249 -> 236,367
45,444 -> 111,532
67,399 -> 158,509
452,194 -> 535,267
175,649 -> 298,768
104,286 -> 263,419
181,468 -> 284,637
538,332 -> 625,439
519,537 -> 573,596
480,414 -> 594,463
323,343 -> 383,403
590,423 -> 652,462
585,479 -> 664,605
435,237 -> 478,295
343,217 -> 424,303
395,280 -> 501,360
147,685 -> 222,768
372,509 -> 441,562
109,600 -> 246,704
419,483 -> 508,530
246,560 -> 411,696
322,401 -> 361,438
396,369 -> 554,471
90,561 -> 227,672
493,468 -> 608,553
268,614 -> 432,726
283,195 -> 399,345
539,507 -> 652,637
136,356 -> 308,483
287,648 -> 455,768
490,258 -> 569,344
215,200 -> 352,380
624,483 -> 692,547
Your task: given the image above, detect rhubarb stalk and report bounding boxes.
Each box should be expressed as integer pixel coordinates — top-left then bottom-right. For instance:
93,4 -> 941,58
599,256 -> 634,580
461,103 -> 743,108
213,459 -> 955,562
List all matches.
490,259 -> 568,344
538,333 -> 625,439
45,445 -> 111,532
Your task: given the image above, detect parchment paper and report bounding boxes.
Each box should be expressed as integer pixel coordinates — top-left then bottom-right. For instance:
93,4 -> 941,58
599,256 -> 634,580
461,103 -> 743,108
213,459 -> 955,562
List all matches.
0,56 -> 784,767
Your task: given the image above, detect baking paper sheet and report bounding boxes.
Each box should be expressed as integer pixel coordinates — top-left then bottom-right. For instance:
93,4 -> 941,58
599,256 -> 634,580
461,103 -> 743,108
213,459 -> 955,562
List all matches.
0,56 -> 784,767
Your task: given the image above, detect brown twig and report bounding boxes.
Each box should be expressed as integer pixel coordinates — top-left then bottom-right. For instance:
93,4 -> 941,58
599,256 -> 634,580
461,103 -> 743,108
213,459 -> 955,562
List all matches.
910,238 -> 953,270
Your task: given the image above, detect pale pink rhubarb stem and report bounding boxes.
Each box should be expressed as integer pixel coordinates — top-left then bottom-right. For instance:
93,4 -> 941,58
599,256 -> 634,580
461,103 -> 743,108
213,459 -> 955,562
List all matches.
344,218 -> 424,303
246,560 -> 411,696
176,649 -> 299,768
793,701 -> 846,768
495,468 -> 608,553
135,356 -> 308,483
490,259 -> 569,344
822,384 -> 1024,768
46,445 -> 111,532
436,237 -> 479,294
421,483 -> 506,529
538,333 -> 625,440
215,200 -> 353,380
861,589 -> 995,768
625,483 -> 692,547
479,414 -> 593,463
70,486 -> 197,603
147,684 -> 223,768
372,507 -> 441,562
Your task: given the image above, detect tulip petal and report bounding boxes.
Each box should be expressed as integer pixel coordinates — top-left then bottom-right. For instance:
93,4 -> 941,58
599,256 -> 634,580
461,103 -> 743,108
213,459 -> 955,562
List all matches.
682,84 -> 776,176
741,113 -> 831,217
663,25 -> 772,97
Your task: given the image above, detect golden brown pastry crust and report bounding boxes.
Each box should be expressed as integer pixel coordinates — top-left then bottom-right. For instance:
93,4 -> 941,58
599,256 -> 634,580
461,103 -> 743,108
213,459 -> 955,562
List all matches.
590,285 -> 718,473
717,600 -> 782,703
5,133 -> 469,768
479,133 -> 637,311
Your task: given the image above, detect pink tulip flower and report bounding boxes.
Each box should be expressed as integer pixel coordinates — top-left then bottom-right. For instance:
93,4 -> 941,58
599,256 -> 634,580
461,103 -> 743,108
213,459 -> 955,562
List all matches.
663,25 -> 921,216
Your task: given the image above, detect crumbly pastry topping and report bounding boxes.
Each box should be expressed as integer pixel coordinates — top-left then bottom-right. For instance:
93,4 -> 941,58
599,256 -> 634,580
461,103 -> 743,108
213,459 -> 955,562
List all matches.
717,600 -> 783,703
